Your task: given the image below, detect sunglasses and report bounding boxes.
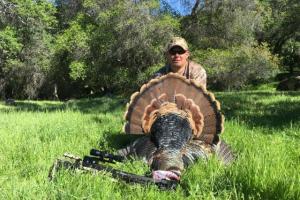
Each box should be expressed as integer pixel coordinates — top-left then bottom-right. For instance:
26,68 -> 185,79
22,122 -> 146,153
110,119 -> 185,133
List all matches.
168,47 -> 187,55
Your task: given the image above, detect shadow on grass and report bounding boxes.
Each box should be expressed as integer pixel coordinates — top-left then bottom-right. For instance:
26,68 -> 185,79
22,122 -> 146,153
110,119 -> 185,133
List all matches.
2,91 -> 299,133
97,131 -> 144,151
0,96 -> 127,114
216,91 -> 300,132
4,101 -> 67,112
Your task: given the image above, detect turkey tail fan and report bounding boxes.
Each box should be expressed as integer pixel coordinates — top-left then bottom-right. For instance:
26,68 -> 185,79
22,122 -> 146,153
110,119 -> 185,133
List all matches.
123,73 -> 224,144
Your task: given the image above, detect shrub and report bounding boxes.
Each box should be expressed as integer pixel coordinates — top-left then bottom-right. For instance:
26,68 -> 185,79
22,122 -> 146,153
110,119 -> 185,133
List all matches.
193,44 -> 280,90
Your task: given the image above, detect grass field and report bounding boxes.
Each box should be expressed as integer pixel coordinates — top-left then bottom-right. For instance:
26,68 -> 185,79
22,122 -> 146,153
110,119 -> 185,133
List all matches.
0,91 -> 299,199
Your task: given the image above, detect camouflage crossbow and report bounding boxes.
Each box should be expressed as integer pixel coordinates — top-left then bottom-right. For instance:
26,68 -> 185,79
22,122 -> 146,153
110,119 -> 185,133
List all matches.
49,74 -> 234,190
48,149 -> 178,190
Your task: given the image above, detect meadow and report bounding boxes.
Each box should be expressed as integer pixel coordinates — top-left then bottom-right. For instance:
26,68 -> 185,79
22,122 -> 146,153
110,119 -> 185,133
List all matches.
0,91 -> 299,200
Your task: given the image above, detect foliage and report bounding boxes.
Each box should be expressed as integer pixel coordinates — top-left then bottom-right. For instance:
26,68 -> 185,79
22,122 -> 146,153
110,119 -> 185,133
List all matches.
181,0 -> 263,49
194,44 -> 280,90
49,17 -> 91,99
0,92 -> 299,199
0,0 -> 57,99
84,0 -> 180,93
0,26 -> 22,56
259,0 -> 300,73
50,0 -> 179,97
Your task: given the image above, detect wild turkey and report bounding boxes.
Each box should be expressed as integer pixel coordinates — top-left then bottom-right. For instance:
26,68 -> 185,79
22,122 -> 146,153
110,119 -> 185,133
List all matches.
119,73 -> 234,181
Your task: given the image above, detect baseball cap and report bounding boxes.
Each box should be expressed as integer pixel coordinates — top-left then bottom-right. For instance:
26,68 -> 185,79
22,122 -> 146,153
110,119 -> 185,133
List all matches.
166,37 -> 189,52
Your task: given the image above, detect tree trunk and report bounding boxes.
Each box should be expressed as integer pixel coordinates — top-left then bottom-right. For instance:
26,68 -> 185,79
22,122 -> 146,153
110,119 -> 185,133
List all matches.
191,0 -> 201,16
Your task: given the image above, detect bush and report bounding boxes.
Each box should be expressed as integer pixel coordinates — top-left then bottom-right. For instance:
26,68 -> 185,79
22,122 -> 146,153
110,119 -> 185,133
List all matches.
193,44 -> 280,90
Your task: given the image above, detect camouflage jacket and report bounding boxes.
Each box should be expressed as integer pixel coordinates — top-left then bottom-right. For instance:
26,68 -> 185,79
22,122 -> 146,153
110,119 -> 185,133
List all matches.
152,60 -> 207,89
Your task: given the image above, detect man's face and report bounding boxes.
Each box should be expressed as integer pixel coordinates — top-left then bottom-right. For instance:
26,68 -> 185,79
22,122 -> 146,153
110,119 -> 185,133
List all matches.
167,46 -> 189,70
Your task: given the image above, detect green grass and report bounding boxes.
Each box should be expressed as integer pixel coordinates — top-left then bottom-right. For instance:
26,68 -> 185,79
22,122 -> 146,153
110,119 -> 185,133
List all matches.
243,82 -> 278,91
0,92 -> 299,199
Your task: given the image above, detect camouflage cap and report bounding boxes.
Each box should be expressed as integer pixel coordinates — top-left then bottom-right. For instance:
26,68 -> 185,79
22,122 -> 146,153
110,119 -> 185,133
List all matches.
166,37 -> 189,52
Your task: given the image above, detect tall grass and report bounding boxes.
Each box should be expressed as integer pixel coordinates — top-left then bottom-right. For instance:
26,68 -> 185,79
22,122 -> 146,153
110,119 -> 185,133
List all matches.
0,92 -> 299,199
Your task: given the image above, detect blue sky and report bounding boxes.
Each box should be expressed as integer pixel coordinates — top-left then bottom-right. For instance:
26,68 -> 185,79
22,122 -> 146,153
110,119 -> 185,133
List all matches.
163,0 -> 195,15
47,0 -> 194,15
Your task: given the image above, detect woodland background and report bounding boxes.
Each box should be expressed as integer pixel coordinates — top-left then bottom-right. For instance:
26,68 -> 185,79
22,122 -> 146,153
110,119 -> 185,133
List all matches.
0,0 -> 299,99
1,1 -> 300,199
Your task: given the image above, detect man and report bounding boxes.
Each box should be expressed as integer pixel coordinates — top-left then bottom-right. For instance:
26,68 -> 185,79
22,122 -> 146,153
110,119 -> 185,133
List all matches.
153,36 -> 207,89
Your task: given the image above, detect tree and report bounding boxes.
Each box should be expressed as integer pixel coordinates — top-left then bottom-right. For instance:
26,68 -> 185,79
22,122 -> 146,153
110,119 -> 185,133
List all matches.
51,0 -> 180,97
181,0 -> 263,49
0,0 -> 294,98
87,0 -> 179,93
260,0 -> 300,73
0,0 -> 57,99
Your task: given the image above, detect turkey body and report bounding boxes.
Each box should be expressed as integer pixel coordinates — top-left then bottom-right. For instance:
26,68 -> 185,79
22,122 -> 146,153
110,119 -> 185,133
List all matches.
118,112 -> 214,180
